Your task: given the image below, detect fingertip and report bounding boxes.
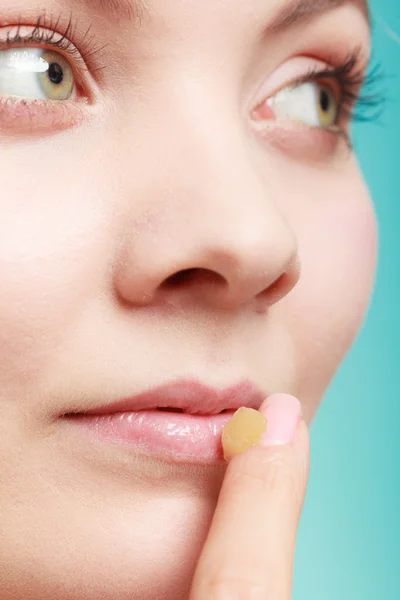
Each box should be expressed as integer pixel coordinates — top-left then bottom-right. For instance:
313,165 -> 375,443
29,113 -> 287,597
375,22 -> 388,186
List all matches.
259,394 -> 303,447
259,393 -> 302,417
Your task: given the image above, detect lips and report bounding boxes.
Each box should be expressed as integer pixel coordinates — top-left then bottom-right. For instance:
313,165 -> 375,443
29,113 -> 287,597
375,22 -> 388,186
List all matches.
75,379 -> 267,417
61,379 -> 268,464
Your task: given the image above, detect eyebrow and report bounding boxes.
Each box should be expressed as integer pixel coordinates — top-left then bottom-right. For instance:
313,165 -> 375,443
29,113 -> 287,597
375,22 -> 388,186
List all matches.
82,0 -> 369,28
270,0 -> 370,31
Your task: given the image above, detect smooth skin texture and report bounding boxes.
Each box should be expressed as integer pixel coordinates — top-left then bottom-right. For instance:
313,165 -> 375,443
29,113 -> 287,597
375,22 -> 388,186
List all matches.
0,0 -> 375,598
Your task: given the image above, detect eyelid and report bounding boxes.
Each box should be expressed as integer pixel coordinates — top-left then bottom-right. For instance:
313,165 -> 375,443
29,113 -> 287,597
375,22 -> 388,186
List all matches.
250,55 -> 337,111
0,95 -> 91,135
1,24 -> 80,62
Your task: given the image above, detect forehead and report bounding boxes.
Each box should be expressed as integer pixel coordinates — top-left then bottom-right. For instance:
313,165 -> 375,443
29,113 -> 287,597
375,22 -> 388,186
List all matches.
85,0 -> 369,29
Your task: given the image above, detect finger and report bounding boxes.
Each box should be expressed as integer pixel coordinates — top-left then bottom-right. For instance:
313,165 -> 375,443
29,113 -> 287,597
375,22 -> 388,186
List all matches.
189,394 -> 310,600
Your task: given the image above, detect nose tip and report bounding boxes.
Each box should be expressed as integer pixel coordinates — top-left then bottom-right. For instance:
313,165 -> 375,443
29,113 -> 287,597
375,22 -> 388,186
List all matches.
115,219 -> 300,312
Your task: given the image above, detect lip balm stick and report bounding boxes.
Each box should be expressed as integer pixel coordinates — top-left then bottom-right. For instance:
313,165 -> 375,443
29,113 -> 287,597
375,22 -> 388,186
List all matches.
222,407 -> 267,462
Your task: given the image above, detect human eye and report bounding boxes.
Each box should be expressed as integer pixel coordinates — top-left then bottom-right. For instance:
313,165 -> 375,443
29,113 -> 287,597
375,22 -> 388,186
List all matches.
0,48 -> 76,101
252,49 -> 383,155
0,16 -> 104,134
268,80 -> 338,129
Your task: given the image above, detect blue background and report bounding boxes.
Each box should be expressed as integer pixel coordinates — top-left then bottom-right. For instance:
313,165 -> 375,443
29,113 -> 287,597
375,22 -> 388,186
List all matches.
294,1 -> 400,598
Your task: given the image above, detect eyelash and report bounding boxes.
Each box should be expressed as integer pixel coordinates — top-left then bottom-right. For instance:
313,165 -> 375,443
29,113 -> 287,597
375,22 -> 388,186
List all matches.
289,48 -> 385,146
3,14 -> 107,76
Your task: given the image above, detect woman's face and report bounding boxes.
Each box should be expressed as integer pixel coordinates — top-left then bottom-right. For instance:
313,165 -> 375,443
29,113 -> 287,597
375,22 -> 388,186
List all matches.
0,0 -> 375,598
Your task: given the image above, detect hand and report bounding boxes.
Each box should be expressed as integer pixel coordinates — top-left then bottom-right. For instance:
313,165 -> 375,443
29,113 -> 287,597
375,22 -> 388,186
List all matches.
189,394 -> 310,600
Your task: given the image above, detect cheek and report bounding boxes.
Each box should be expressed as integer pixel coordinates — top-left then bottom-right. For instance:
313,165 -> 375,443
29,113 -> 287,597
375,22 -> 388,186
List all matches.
286,183 -> 378,418
0,192 -> 108,388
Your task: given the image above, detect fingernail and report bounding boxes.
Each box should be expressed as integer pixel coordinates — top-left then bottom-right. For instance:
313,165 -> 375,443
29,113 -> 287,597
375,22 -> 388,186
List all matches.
259,394 -> 302,446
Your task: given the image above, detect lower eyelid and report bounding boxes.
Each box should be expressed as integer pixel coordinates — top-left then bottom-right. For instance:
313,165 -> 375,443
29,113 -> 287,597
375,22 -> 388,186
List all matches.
253,118 -> 351,159
0,95 -> 90,135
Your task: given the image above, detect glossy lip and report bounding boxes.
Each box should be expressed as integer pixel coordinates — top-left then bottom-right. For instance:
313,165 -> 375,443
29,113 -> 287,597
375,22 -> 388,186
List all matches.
77,379 -> 267,417
61,379 -> 268,464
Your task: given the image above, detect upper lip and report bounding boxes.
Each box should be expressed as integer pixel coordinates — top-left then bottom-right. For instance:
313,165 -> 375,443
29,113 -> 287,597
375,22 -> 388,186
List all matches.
79,379 -> 267,416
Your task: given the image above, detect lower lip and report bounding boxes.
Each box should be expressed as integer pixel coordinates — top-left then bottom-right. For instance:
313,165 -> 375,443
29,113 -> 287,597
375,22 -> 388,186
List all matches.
62,410 -> 235,464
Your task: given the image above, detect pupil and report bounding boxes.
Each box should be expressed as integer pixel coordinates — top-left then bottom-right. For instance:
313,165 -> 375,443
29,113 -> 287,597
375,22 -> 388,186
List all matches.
320,89 -> 331,113
48,63 -> 64,85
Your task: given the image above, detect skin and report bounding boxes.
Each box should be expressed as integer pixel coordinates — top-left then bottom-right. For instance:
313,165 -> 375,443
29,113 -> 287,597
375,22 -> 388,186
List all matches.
0,0 -> 376,598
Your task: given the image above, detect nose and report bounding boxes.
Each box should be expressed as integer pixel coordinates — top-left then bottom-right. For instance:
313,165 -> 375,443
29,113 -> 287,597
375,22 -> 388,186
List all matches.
113,115 -> 300,313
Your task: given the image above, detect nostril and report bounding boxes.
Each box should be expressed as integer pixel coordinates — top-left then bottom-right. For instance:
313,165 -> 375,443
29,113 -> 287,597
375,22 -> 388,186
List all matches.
267,269 -> 299,302
163,268 -> 224,288
165,269 -> 200,286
